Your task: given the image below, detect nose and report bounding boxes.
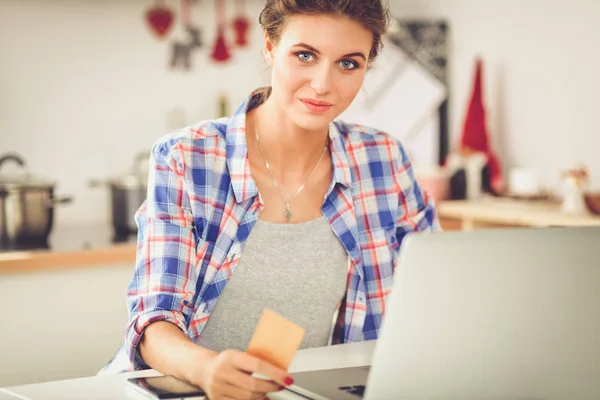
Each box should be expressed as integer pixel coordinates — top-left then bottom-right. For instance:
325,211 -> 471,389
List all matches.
310,64 -> 333,96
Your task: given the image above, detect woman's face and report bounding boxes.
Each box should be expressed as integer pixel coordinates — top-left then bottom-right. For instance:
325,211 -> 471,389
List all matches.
265,14 -> 373,132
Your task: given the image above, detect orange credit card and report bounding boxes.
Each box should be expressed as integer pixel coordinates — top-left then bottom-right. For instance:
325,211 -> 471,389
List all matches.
246,309 -> 306,370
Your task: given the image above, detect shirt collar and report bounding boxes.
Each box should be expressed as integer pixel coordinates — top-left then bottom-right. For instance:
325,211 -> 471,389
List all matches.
226,88 -> 353,204
327,120 -> 353,189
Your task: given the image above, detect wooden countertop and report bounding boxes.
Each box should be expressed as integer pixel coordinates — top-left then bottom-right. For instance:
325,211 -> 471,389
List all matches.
0,225 -> 137,274
439,196 -> 600,228
5,197 -> 598,274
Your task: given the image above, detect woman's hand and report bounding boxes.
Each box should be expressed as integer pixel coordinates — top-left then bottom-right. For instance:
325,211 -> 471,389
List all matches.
199,349 -> 294,400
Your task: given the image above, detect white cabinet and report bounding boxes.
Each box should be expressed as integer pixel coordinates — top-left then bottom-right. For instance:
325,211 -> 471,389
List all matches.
0,263 -> 133,387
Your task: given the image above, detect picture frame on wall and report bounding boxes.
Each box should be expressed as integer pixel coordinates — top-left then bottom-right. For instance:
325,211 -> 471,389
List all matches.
386,18 -> 450,166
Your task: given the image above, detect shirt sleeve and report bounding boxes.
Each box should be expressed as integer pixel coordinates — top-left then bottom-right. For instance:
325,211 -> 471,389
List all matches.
393,140 -> 442,242
124,140 -> 199,370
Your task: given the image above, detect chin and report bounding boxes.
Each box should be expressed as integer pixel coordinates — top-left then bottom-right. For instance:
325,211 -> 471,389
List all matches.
292,115 -> 332,132
289,106 -> 335,132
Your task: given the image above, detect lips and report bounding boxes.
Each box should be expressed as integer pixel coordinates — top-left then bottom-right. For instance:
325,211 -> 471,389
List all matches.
300,98 -> 333,113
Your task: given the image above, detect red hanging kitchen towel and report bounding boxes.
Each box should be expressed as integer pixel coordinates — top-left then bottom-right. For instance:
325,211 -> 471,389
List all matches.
211,0 -> 231,62
460,58 -> 504,193
232,0 -> 250,46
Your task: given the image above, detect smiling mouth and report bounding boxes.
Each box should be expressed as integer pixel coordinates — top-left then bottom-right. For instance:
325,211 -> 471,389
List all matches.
300,99 -> 333,113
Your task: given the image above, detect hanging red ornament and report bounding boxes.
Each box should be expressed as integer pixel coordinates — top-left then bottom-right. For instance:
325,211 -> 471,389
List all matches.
232,0 -> 250,47
211,0 -> 231,62
145,0 -> 174,39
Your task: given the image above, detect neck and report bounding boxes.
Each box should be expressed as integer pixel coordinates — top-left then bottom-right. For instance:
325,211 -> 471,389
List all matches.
251,94 -> 329,174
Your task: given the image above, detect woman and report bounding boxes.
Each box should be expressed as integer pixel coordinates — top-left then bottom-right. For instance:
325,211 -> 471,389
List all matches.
103,0 -> 440,399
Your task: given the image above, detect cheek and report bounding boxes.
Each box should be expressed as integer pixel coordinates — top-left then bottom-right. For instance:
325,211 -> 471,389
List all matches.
273,57 -> 306,89
336,72 -> 365,104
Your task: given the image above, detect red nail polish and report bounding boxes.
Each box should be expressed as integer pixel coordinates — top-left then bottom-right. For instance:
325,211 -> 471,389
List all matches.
278,385 -> 285,391
284,376 -> 294,386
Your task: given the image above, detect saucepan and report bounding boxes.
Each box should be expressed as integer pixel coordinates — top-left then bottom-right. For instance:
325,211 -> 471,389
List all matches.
0,152 -> 73,246
89,151 -> 150,238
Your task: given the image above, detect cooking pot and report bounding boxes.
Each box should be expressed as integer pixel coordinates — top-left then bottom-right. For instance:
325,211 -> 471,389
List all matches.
0,153 -> 73,246
90,151 -> 150,238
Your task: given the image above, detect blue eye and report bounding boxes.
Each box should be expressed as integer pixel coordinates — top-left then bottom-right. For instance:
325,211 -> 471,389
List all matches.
339,59 -> 358,70
296,52 -> 315,62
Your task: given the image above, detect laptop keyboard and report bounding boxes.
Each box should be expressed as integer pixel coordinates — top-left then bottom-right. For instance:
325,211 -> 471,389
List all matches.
338,385 -> 366,398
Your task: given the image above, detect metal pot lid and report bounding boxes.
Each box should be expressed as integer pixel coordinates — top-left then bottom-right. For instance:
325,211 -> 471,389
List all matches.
111,151 -> 150,189
0,153 -> 55,190
89,151 -> 150,190
107,173 -> 147,190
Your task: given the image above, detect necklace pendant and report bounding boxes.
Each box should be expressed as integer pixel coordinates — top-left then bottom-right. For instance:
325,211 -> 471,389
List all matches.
284,203 -> 292,223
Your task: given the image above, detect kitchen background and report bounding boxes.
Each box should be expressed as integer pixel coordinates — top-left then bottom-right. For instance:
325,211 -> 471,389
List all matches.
2,0 -> 600,229
1,0 -> 600,388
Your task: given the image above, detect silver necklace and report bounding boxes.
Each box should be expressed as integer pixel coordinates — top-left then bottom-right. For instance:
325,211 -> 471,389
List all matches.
255,129 -> 328,223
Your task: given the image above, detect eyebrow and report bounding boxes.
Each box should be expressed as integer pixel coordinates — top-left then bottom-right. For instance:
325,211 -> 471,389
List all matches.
293,42 -> 367,61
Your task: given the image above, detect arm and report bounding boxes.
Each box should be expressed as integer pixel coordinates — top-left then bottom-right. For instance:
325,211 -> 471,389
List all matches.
124,140 -> 199,371
140,321 -> 216,385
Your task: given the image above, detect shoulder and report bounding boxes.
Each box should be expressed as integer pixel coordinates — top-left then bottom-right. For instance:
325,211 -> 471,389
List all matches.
151,117 -> 230,161
333,120 -> 408,166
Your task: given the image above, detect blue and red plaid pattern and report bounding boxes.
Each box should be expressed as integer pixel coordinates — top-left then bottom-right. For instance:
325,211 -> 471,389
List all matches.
102,89 -> 440,373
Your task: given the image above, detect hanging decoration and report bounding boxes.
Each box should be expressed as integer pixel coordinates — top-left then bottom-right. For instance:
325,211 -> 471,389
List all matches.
145,0 -> 175,38
211,0 -> 232,62
170,0 -> 203,70
183,0 -> 203,49
232,0 -> 250,47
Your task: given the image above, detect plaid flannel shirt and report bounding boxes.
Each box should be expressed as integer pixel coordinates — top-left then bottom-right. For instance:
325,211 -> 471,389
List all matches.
102,89 -> 440,373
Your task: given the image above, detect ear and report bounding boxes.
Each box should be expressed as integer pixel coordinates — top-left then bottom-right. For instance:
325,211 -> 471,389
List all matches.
263,30 -> 274,66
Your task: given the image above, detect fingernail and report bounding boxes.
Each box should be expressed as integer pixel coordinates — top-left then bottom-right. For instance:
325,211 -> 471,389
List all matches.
284,376 -> 294,386
278,385 -> 285,391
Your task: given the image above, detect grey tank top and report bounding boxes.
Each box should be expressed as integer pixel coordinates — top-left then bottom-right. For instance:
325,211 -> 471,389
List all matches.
195,216 -> 348,352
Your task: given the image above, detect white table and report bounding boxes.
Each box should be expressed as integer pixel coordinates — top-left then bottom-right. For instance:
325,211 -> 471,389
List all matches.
0,390 -> 22,400
0,341 -> 376,400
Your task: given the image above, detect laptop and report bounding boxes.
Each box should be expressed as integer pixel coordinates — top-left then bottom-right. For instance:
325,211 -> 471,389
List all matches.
290,227 -> 600,400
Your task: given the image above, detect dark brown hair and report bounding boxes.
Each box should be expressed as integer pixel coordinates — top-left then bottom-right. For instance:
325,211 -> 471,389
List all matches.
259,0 -> 390,61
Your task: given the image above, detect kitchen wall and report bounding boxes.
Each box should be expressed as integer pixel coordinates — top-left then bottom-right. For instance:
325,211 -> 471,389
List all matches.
1,0 -> 600,232
392,0 -> 600,191
0,0 -> 269,228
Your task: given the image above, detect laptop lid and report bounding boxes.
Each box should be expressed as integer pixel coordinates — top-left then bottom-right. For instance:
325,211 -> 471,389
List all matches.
365,227 -> 600,400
